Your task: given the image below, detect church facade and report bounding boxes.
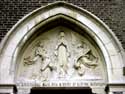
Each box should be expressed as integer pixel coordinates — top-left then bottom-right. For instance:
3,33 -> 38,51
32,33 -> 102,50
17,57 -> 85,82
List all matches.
0,1 -> 125,94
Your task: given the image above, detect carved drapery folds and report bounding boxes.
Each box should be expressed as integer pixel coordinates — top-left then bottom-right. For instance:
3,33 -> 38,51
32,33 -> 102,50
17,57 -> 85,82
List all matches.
17,28 -> 104,82
55,31 -> 70,78
74,43 -> 98,76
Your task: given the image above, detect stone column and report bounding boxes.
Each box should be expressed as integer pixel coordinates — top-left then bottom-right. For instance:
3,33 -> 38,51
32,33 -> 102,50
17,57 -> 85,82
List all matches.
0,84 -> 17,94
91,86 -> 106,94
17,86 -> 31,94
107,84 -> 125,94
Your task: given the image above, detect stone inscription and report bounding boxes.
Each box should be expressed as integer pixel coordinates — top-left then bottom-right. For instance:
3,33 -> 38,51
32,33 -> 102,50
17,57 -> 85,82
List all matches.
16,81 -> 106,87
40,82 -> 106,87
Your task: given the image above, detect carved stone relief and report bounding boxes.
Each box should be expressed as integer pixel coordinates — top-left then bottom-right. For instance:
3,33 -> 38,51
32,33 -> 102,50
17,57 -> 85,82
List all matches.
23,41 -> 55,81
16,27 -> 105,84
55,31 -> 70,78
74,43 -> 98,76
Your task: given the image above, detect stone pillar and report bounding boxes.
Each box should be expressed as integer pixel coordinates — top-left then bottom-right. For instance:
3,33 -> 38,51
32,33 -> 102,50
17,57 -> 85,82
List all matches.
0,84 -> 17,94
17,87 -> 31,94
107,84 -> 125,94
91,86 -> 106,94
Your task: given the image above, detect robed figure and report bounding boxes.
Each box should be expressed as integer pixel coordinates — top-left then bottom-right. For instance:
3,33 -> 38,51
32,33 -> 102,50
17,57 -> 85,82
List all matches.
55,31 -> 70,78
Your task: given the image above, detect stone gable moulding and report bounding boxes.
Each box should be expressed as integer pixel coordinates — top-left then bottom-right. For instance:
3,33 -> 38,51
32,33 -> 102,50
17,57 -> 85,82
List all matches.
0,1 -> 125,94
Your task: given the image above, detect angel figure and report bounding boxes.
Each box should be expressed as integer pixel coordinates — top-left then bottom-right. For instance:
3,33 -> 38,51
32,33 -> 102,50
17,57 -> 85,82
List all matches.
23,41 -> 55,81
74,43 -> 98,76
24,42 -> 46,65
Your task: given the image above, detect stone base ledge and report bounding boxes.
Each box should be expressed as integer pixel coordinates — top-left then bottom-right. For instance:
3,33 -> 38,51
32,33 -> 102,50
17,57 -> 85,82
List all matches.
0,84 -> 17,94
106,84 -> 125,94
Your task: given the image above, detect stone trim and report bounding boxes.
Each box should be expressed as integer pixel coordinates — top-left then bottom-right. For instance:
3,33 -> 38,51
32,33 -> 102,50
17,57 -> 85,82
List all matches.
0,84 -> 17,94
0,0 -> 124,90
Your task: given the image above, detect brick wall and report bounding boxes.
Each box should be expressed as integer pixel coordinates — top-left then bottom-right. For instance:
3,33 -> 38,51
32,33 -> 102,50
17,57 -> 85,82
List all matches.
0,0 -> 124,49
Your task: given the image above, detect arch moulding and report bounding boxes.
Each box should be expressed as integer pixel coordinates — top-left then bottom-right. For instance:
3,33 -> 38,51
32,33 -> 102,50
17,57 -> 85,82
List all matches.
0,1 -> 125,94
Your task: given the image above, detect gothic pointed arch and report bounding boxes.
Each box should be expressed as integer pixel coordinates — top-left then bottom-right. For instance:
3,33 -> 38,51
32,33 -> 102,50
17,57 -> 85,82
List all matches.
0,1 -> 125,94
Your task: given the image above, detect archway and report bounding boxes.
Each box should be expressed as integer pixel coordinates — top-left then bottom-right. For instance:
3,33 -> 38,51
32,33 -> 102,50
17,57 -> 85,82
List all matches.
0,1 -> 124,94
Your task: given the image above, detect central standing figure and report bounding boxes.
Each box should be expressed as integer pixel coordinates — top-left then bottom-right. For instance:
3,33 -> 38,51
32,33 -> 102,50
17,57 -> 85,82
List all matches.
55,31 -> 69,78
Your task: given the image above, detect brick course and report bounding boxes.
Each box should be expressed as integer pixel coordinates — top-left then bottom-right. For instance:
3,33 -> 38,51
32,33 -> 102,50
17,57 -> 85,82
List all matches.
0,0 -> 124,49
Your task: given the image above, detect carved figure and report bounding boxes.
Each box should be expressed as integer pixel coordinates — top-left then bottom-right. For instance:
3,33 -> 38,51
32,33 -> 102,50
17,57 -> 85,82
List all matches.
40,56 -> 55,81
74,43 -> 98,76
24,42 -> 46,65
55,31 -> 70,78
24,41 -> 55,81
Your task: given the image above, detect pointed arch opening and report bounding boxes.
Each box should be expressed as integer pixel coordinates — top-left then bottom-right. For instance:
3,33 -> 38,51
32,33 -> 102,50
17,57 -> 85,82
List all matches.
0,1 -> 124,94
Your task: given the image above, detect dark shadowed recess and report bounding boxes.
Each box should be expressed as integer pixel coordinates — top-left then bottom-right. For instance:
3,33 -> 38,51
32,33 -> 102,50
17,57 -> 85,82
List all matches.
30,87 -> 95,94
